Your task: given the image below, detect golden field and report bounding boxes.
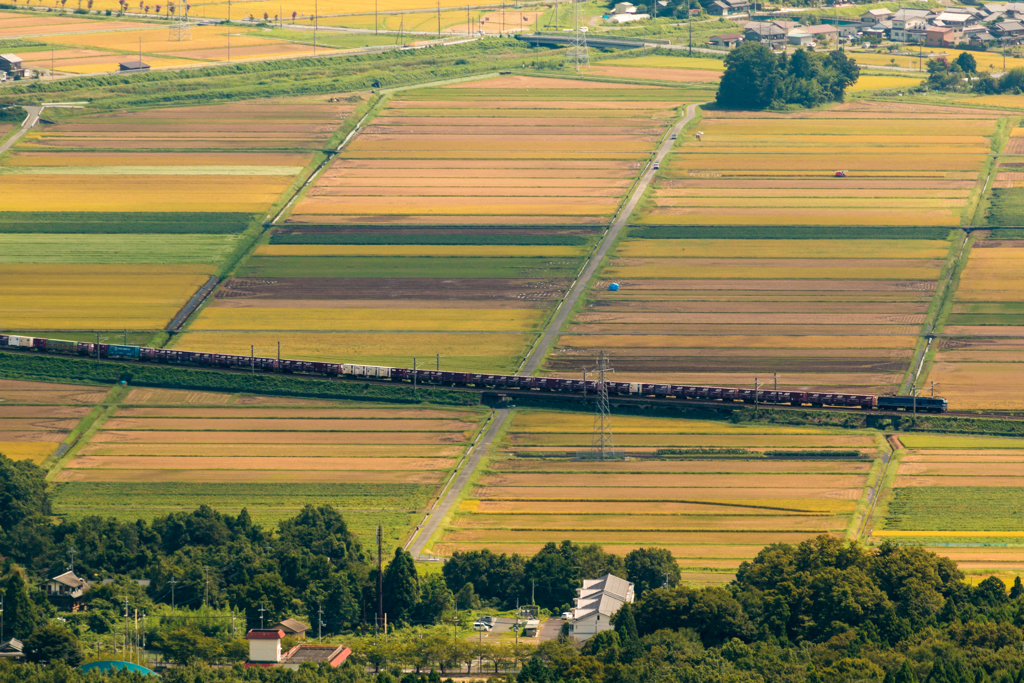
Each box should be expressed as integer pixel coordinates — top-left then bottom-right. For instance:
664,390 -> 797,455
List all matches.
188,306 -> 546,332
0,264 -> 212,329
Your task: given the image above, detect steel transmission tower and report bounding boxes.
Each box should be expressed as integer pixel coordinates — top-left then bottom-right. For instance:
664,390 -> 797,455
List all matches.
169,0 -> 191,41
577,351 -> 621,460
565,0 -> 590,71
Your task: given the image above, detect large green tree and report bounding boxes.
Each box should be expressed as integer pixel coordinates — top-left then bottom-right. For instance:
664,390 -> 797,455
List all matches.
624,547 -> 680,598
382,547 -> 418,625
4,571 -> 40,640
24,624 -> 83,666
716,41 -> 780,109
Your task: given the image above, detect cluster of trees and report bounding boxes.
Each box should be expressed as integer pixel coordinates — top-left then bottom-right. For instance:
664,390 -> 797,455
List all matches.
442,542 -> 681,611
925,54 -> 1024,95
717,42 -> 860,109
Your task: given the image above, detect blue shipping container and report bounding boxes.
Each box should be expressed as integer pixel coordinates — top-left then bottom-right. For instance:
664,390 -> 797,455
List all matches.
107,344 -> 140,359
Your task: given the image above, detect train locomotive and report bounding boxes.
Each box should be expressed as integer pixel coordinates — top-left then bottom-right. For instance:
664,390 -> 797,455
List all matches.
0,334 -> 948,413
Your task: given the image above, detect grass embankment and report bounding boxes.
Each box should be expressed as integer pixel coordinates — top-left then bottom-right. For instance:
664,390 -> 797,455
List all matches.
733,407 -> 1024,438
3,38 -> 560,111
0,352 -> 479,406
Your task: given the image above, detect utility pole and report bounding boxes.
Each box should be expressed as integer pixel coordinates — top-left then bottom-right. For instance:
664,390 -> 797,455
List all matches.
376,525 -> 383,631
250,345 -> 254,376
688,0 -> 692,55
318,604 -> 323,642
68,547 -> 76,573
203,566 -> 210,607
931,381 -> 936,398
259,603 -> 266,629
437,0 -> 441,37
754,376 -> 760,413
1,592 -> 5,643
169,577 -> 177,609
436,353 -> 444,371
531,580 -> 535,607
313,0 -> 317,56
227,0 -> 231,62
774,372 -> 777,392
375,0 -> 377,34
454,599 -> 459,641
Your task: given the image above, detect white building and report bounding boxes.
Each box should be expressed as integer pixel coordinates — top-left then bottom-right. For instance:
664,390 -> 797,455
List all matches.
570,574 -> 635,642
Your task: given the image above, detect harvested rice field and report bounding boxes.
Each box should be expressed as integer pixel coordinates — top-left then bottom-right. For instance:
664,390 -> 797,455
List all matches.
928,238 -> 1024,410
288,76 -> 684,226
876,436 -> 1024,572
636,101 -> 1000,227
1,95 -> 358,213
49,384 -> 489,548
435,408 -> 878,577
0,379 -> 109,465
544,238 -> 946,392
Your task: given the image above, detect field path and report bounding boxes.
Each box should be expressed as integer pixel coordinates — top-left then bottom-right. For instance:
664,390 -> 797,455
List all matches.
408,408 -> 508,559
0,106 -> 43,157
519,102 -> 701,376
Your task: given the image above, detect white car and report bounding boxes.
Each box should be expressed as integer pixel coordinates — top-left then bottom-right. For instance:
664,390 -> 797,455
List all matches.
561,612 -> 573,620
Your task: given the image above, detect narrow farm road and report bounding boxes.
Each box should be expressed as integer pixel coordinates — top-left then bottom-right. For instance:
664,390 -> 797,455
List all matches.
0,105 -> 43,156
409,408 -> 509,559
518,102 -> 702,377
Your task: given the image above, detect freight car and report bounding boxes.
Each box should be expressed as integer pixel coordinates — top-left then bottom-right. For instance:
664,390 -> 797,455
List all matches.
0,334 -> 947,412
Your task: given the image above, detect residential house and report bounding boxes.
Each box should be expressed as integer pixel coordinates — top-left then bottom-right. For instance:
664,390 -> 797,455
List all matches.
707,32 -> 743,48
45,571 -> 88,612
709,0 -> 749,17
969,29 -> 997,45
569,574 -> 635,642
890,9 -> 931,42
0,640 -> 24,663
0,54 -> 24,79
925,25 -> 956,46
244,629 -> 351,670
802,24 -> 840,40
860,8 -> 893,25
743,20 -> 787,45
612,1 -> 636,13
993,19 -> 1024,43
863,21 -> 891,39
608,12 -> 650,22
271,619 -> 310,639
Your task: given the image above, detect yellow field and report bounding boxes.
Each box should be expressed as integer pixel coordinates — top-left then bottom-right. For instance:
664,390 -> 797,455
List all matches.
190,306 -> 545,332
0,265 -> 212,329
615,239 -> 950,260
597,55 -> 725,71
0,176 -> 290,212
255,244 -> 584,257
849,48 -> 1024,73
0,442 -> 61,465
847,74 -> 922,92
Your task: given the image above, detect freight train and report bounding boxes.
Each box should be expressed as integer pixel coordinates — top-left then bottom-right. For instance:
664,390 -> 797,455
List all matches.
0,334 -> 949,413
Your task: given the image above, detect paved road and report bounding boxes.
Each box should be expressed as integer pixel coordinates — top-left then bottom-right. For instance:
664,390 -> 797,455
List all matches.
0,105 -> 42,156
409,409 -> 508,558
519,102 -> 702,376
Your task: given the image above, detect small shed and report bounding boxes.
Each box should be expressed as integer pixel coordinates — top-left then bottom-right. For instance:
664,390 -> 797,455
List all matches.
271,618 -> 310,639
787,32 -> 814,45
118,60 -> 151,72
0,54 -> 24,78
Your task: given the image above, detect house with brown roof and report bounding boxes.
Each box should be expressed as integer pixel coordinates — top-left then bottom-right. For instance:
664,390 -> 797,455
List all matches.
707,32 -> 743,48
270,619 -> 310,639
925,25 -> 956,46
45,571 -> 88,612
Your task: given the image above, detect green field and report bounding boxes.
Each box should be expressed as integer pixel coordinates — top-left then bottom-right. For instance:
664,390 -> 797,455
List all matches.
0,212 -> 253,233
51,482 -> 431,550
0,234 -> 242,264
985,188 -> 1024,227
885,487 -> 1024,532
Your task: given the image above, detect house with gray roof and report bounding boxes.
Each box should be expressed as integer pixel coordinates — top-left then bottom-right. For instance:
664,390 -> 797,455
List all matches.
570,574 -> 635,642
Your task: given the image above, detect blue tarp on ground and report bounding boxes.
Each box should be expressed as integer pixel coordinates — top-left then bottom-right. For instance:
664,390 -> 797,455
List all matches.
79,661 -> 160,677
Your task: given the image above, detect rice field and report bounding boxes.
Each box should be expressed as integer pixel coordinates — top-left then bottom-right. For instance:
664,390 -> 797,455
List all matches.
636,101 -> 1000,227
0,13 -> 345,72
195,77 -> 682,372
877,437 -> 1024,571
544,238 -> 944,392
928,239 -> 1024,411
289,77 -> 683,226
0,379 -> 109,465
436,409 -> 877,576
48,384 -> 489,546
